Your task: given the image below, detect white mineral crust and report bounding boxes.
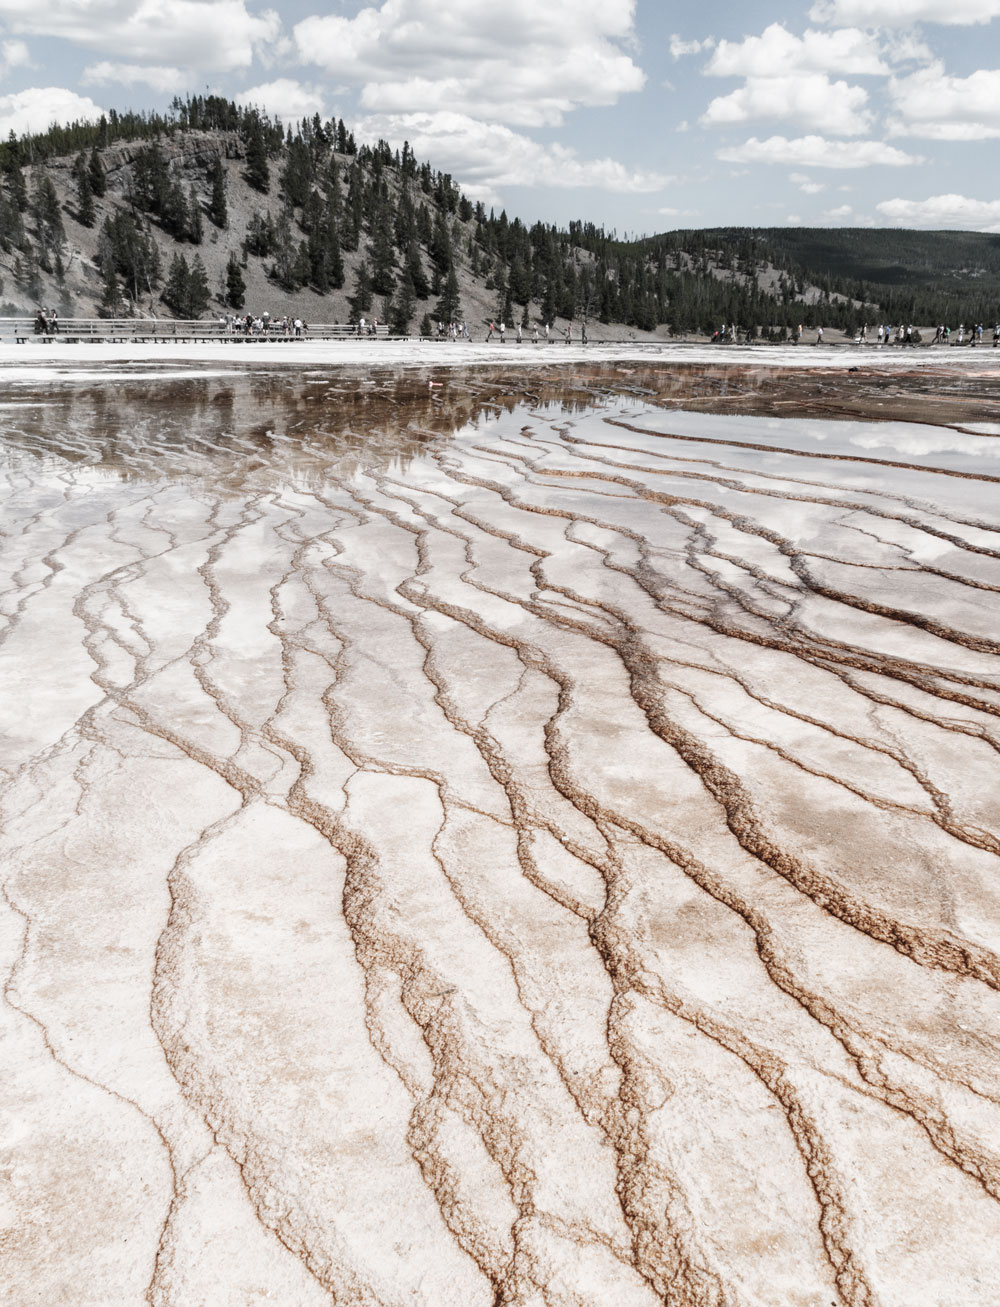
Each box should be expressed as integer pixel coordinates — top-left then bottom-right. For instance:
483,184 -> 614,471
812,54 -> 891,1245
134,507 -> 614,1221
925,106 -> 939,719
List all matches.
3,353 -> 1000,1305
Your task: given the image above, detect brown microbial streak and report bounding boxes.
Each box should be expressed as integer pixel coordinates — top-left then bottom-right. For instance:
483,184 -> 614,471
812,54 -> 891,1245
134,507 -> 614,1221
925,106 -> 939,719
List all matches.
301,492 -> 743,1303
448,439 -> 1000,722
367,437 -> 1000,1231
604,414 -> 1000,484
474,437 -> 1000,660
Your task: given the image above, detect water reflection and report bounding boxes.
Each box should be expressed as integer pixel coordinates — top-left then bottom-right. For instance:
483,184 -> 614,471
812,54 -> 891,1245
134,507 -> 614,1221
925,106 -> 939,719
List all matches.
2,363 -> 998,492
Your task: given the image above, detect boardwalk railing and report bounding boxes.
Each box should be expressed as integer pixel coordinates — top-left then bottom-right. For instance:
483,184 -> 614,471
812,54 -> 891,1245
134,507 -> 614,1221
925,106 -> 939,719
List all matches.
0,318 -> 402,344
0,318 -> 620,346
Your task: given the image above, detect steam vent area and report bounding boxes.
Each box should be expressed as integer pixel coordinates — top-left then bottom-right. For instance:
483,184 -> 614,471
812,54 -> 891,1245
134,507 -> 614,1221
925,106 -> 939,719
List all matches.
7,356 -> 1000,1307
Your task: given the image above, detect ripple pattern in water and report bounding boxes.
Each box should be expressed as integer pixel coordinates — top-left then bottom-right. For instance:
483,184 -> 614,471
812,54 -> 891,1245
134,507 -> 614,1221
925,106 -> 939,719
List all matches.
3,368 -> 1000,1306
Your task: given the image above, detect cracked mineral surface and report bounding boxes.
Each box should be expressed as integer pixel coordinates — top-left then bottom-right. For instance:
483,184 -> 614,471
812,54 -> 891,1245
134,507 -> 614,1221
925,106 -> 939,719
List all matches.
3,358 -> 1000,1306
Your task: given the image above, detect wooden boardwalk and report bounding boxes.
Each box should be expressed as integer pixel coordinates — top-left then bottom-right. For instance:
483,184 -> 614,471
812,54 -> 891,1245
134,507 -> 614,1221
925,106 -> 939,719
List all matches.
0,317 -> 406,345
0,318 -> 604,346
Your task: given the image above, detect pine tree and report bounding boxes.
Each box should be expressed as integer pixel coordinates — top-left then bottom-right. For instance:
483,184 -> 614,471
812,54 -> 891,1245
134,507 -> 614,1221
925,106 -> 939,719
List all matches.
163,181 -> 188,238
323,157 -> 342,223
99,210 -> 161,305
326,218 -> 344,289
89,147 -> 106,197
74,153 -> 96,227
394,186 -> 415,250
163,252 -> 190,315
187,185 -> 204,244
509,254 -> 531,305
32,175 -> 64,251
225,251 -> 245,309
187,254 -> 211,316
430,208 -> 452,273
245,114 -> 270,193
388,266 -> 416,335
309,224 -> 330,293
342,164 -> 362,251
369,206 -> 396,296
280,137 -> 312,208
269,215 -> 299,290
349,259 -> 373,318
436,265 -> 461,323
208,158 -> 227,227
405,238 -> 430,299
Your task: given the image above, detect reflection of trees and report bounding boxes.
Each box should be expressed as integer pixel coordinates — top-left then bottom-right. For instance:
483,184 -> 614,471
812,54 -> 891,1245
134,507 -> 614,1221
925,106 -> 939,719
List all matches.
3,364 -> 992,492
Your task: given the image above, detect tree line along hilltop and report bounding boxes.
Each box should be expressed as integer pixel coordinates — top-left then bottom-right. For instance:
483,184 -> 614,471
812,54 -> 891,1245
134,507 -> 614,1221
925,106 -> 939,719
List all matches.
0,94 -> 997,335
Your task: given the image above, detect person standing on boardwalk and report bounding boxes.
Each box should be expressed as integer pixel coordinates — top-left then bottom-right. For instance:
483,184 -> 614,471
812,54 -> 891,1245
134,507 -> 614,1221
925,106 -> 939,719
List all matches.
499,321 -> 506,343
487,321 -> 495,341
516,322 -> 522,344
532,325 -> 539,345
816,325 -> 824,345
581,322 -> 588,346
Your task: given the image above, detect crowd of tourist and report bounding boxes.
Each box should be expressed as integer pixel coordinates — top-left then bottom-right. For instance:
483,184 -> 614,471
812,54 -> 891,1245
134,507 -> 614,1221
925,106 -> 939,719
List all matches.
33,309 -> 61,334
221,313 -> 307,336
710,320 -> 1000,347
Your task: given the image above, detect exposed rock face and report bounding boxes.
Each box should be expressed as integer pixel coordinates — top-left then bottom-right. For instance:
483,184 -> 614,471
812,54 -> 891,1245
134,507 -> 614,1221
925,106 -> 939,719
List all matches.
97,130 -> 244,195
3,360 -> 1000,1305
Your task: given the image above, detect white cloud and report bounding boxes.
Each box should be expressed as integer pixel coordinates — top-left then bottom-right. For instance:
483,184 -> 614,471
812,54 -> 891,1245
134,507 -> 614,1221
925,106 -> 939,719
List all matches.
701,74 -> 871,135
823,203 -> 854,218
670,34 -> 713,59
883,32 -> 935,64
810,0 -> 1000,24
1,39 -> 31,72
354,110 -> 670,202
797,179 -> 828,193
236,78 -> 325,123
786,213 -> 803,224
0,1 -> 281,72
0,87 -> 105,136
876,193 -> 1000,230
705,24 -> 888,77
81,61 -> 182,94
717,134 -> 922,168
886,63 -> 1000,139
295,0 -> 644,128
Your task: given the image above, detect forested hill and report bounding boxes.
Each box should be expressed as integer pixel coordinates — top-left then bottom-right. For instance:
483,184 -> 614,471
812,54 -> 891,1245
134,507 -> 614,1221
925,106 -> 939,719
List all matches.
640,227 -> 1000,327
0,95 -> 996,333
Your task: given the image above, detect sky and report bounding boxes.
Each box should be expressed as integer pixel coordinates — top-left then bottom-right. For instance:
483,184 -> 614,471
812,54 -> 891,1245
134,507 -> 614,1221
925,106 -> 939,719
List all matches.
2,0 -> 1000,234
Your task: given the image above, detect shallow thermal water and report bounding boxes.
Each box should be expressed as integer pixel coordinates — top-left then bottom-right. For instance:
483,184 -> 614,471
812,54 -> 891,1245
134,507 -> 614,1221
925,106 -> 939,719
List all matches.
3,365 -> 1000,1306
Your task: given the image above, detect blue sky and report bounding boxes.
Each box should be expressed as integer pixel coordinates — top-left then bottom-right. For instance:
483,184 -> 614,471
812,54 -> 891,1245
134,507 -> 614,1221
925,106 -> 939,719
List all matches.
2,0 -> 1000,233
